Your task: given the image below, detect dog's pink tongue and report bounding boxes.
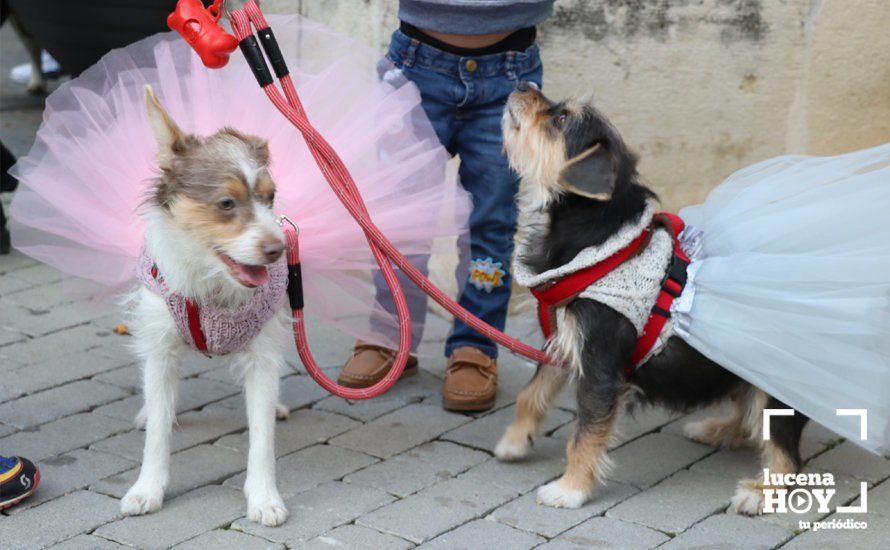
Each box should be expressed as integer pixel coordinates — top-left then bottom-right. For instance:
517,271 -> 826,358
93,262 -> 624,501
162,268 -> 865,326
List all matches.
233,263 -> 269,288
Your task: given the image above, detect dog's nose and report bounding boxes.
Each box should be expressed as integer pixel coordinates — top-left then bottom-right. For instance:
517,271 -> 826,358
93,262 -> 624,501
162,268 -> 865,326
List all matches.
263,241 -> 284,262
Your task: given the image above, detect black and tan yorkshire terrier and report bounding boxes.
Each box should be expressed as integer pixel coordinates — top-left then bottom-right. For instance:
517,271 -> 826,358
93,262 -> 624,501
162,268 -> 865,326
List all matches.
494,82 -> 809,514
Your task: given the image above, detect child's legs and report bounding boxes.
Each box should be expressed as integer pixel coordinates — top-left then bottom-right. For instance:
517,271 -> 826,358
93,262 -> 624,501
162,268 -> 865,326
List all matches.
446,138 -> 518,358
446,65 -> 543,358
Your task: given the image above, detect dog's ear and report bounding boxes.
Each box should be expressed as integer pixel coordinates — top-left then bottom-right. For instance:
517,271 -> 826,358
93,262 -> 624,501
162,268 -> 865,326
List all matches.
558,143 -> 615,200
144,85 -> 186,169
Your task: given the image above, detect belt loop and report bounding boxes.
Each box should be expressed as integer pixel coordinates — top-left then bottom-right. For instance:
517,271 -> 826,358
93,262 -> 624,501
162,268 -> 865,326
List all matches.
404,38 -> 420,68
505,51 -> 517,81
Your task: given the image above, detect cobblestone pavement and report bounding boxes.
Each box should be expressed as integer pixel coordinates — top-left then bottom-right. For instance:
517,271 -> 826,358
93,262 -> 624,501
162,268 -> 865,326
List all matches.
2,25 -> 888,550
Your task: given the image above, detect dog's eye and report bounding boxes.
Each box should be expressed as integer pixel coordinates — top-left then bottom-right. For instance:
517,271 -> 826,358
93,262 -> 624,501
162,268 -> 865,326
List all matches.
555,113 -> 568,128
218,197 -> 236,211
268,191 -> 275,204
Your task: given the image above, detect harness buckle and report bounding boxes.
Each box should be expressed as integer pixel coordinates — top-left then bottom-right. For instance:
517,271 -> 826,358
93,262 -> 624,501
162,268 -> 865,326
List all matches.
661,254 -> 689,297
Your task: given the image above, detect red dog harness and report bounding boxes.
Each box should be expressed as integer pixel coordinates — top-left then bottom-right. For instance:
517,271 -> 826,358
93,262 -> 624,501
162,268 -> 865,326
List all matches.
530,212 -> 690,375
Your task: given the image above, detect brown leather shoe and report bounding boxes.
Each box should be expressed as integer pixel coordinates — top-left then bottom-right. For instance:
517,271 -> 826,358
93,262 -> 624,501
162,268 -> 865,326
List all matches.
442,347 -> 497,412
337,340 -> 418,389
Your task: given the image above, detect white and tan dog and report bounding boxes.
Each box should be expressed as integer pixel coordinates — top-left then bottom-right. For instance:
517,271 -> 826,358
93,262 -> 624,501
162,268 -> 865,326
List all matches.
121,85 -> 290,526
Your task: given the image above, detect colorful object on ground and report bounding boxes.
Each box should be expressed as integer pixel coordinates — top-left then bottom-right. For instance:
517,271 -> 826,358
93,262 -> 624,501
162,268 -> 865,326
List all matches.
0,456 -> 40,510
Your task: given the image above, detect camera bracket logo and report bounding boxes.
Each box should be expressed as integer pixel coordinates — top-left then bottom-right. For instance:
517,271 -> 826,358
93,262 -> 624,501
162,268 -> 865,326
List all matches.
761,408 -> 869,527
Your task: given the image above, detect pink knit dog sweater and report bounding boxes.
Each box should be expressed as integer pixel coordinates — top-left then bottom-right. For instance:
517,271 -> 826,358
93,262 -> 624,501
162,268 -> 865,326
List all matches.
136,251 -> 288,356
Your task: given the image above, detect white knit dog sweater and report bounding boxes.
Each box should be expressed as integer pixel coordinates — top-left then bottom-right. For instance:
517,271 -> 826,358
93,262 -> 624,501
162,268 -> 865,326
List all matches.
513,203 -> 674,335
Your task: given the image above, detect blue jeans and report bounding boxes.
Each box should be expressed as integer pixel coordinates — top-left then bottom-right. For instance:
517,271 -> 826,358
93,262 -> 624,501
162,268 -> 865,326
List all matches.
373,30 -> 543,359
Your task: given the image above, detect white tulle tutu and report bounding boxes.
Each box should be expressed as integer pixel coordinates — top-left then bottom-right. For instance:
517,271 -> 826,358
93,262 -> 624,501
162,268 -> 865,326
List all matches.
9,15 -> 470,349
675,144 -> 890,456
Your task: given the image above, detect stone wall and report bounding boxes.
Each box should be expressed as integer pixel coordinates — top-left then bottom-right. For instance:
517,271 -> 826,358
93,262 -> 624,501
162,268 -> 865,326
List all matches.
263,0 -> 890,210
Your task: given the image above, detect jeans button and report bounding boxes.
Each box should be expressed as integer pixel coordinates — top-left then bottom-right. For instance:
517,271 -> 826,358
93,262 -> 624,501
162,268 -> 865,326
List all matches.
465,59 -> 478,73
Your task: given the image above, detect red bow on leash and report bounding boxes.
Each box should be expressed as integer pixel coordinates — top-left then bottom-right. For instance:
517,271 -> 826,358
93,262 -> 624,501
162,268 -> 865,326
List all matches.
168,0 -> 238,68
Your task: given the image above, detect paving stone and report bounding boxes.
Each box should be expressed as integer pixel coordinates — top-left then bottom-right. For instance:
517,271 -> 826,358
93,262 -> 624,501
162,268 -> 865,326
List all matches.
233,481 -> 395,546
0,269 -> 38,295
357,475 -> 518,544
173,529 -> 284,549
225,443 -> 377,498
0,248 -> 39,274
607,432 -> 713,489
606,469 -> 739,534
441,404 -> 574,452
94,485 -> 245,549
304,525 -> 413,550
8,449 -> 135,512
92,443 -> 245,499
0,324 -> 28,347
214,408 -> 358,458
690,447 -> 761,480
314,370 -> 441,422
93,377 -> 240,422
661,513 -> 792,549
807,441 -> 890,483
0,490 -> 121,550
537,517 -> 669,550
48,534 -> 128,549
91,364 -> 143,393
93,405 -> 247,461
0,421 -> 15,438
0,350 -> 131,402
329,403 -> 469,459
345,440 -> 489,497
0,380 -> 129,429
6,300 -> 111,337
0,324 -> 114,365
459,437 -> 567,495
783,511 -> 890,548
757,471 -> 870,532
210,374 -> 329,413
490,481 -> 639,538
0,412 -> 132,461
800,421 -> 844,461
421,518 -> 544,549
864,478 -> 890,517
12,263 -> 64,285
3,280 -> 70,311
93,358 -> 215,393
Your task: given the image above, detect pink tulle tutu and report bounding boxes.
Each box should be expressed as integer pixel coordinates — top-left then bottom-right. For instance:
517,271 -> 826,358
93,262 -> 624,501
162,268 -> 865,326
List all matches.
10,15 -> 471,347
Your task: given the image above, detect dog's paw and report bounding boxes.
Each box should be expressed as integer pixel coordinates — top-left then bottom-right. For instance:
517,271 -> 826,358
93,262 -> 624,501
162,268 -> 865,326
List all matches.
494,428 -> 531,461
121,483 -> 164,516
247,495 -> 289,527
536,479 -> 589,509
729,479 -> 765,516
682,419 -> 720,445
275,403 -> 289,421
